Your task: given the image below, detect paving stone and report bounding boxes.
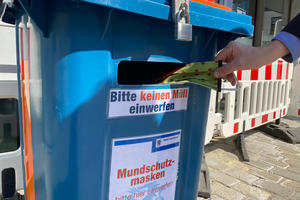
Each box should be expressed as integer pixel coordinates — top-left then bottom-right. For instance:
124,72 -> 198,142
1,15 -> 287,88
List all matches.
253,179 -> 294,199
277,146 -> 300,155
232,181 -> 271,200
210,194 -> 225,200
249,148 -> 282,160
202,118 -> 300,200
281,118 -> 300,128
261,150 -> 283,158
224,160 -> 251,172
224,167 -> 259,185
214,142 -> 238,152
284,159 -> 300,168
262,152 -> 283,161
209,168 -> 240,187
281,179 -> 300,192
206,157 -> 229,172
289,192 -> 300,200
220,151 -> 241,161
211,180 -> 246,200
249,168 -> 282,183
261,157 -> 289,169
209,151 -> 241,164
245,198 -> 257,200
246,160 -> 274,171
279,152 -> 300,161
246,147 -> 263,155
286,166 -> 300,175
269,194 -> 284,200
253,134 -> 274,143
245,142 -> 263,154
274,144 -> 300,155
246,139 -> 263,149
206,146 -> 229,155
272,167 -> 300,183
247,151 -> 261,160
254,140 -> 279,150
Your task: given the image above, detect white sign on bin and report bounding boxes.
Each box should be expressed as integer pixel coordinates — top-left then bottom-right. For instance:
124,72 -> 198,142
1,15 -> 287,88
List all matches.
108,88 -> 189,118
109,130 -> 181,200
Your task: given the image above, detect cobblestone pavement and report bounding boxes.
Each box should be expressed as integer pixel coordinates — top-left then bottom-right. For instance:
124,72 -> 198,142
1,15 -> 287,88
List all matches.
198,117 -> 300,200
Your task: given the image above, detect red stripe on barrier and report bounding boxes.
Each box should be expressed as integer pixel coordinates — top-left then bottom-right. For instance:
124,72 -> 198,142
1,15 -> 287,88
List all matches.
286,63 -> 289,79
237,70 -> 242,81
251,69 -> 258,80
234,123 -> 239,133
265,64 -> 272,80
273,112 -> 276,119
277,60 -> 283,80
298,109 -> 300,116
283,108 -> 286,116
262,114 -> 268,123
251,118 -> 255,127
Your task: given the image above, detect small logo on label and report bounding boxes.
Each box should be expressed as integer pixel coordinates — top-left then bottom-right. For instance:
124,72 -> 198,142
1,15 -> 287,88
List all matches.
157,139 -> 161,147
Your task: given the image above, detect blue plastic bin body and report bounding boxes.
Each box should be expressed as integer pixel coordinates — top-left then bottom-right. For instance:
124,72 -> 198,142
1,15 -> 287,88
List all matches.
10,0 -> 253,199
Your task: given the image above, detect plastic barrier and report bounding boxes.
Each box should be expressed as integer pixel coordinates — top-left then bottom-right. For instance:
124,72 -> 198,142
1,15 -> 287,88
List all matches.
0,23 -> 23,195
205,59 -> 293,144
0,88 -> 23,196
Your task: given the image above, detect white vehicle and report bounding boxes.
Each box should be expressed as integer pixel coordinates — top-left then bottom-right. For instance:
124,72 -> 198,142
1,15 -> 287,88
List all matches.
0,21 -> 23,198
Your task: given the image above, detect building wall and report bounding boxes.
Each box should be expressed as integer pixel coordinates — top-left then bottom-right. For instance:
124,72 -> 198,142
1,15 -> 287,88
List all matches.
291,0 -> 300,19
0,22 -> 16,66
287,0 -> 300,117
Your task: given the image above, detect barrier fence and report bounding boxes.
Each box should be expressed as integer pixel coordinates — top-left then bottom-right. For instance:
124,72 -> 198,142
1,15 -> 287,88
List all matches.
0,23 -> 23,195
205,59 -> 293,144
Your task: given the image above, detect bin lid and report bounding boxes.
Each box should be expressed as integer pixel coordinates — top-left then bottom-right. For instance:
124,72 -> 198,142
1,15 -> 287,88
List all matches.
81,0 -> 253,36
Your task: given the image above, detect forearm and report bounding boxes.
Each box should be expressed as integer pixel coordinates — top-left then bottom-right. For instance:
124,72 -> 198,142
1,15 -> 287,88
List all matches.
254,40 -> 290,67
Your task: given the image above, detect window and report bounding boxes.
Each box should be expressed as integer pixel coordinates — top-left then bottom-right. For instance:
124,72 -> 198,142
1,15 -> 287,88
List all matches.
270,16 -> 282,35
0,99 -> 20,153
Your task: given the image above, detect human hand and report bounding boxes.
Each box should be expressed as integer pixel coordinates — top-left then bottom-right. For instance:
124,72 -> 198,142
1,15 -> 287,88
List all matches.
214,40 -> 289,85
213,41 -> 260,85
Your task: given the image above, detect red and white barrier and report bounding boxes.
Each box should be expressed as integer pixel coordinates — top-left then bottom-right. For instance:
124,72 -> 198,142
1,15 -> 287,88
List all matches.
205,59 -> 293,144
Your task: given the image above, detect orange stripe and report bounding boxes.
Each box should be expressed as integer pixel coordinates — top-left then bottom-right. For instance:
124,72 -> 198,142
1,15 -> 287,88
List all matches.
21,60 -> 25,81
21,59 -> 36,200
192,0 -> 232,11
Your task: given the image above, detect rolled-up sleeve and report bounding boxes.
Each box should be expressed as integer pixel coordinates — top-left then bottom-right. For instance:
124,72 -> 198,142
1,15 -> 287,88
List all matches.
273,31 -> 300,63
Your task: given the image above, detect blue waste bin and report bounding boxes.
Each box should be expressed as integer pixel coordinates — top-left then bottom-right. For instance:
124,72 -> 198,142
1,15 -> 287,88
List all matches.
2,0 -> 252,199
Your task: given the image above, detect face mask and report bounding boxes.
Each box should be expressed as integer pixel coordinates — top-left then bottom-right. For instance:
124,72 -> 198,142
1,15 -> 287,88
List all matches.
161,61 -> 220,91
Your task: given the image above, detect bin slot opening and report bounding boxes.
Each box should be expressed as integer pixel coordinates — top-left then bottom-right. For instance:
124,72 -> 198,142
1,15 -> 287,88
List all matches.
118,61 -> 185,85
